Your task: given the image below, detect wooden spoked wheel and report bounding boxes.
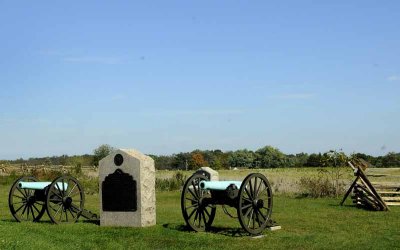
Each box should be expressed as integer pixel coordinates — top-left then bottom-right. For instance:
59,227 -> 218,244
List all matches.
46,175 -> 85,224
8,176 -> 46,222
237,173 -> 273,235
181,174 -> 216,232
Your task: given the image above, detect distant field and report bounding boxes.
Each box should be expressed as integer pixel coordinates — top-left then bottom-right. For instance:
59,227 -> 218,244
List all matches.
0,167 -> 399,249
158,168 -> 354,194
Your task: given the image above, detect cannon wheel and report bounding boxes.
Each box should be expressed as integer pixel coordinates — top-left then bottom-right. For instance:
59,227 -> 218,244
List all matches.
8,176 -> 46,222
46,175 -> 85,224
237,173 -> 273,235
181,173 -> 216,232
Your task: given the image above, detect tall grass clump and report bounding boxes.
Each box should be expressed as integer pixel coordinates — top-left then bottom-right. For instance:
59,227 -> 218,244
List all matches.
298,168 -> 347,198
156,172 -> 186,191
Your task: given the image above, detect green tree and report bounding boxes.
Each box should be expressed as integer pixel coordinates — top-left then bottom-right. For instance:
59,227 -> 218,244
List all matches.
93,144 -> 115,166
256,146 -> 287,168
382,152 -> 400,167
228,149 -> 255,168
305,153 -> 324,167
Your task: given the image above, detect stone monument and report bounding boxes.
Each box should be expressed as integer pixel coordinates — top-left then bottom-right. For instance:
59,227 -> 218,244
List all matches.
99,149 -> 156,227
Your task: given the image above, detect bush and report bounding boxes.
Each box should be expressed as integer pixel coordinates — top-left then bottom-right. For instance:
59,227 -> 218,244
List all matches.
29,168 -> 64,180
298,176 -> 337,198
74,163 -> 82,175
298,167 -> 347,198
156,172 -> 187,191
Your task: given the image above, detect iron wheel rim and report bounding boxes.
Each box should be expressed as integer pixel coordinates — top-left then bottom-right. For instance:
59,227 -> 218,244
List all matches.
181,173 -> 216,232
8,176 -> 46,222
46,175 -> 85,224
237,173 -> 273,235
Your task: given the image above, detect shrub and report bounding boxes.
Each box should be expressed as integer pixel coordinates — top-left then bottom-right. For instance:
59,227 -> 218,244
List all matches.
29,168 -> 64,180
298,176 -> 337,198
298,167 -> 347,198
156,172 -> 187,191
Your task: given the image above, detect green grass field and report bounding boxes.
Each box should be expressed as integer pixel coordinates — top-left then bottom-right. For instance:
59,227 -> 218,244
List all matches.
0,177 -> 399,249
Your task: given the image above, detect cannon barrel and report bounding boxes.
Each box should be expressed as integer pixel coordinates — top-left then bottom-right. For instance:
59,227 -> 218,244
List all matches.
18,181 -> 68,191
199,180 -> 242,190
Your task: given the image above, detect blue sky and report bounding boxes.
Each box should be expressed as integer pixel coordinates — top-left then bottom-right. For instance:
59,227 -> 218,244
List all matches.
0,1 -> 399,159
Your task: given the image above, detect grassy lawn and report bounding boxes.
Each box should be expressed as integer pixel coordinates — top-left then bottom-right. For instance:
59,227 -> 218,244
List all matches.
0,181 -> 399,249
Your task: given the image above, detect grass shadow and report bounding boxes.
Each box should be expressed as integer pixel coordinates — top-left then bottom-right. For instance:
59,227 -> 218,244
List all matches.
162,223 -> 251,237
0,219 -> 53,224
80,219 -> 100,225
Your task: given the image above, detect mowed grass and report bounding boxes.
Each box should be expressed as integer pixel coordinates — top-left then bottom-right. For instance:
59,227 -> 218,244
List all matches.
0,180 -> 399,250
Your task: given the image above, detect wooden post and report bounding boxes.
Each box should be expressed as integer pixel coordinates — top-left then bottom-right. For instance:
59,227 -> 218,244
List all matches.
340,174 -> 360,206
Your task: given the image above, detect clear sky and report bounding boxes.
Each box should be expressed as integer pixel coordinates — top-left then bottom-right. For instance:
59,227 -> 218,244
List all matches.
0,1 -> 399,159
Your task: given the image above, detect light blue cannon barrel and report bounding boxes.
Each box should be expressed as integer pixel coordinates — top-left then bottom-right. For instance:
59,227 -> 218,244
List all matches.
18,182 -> 68,191
199,180 -> 242,190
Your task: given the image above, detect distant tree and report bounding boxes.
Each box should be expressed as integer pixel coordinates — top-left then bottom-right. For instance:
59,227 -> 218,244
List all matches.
93,144 -> 115,166
172,152 -> 191,170
382,152 -> 400,167
322,150 -> 348,168
44,157 -> 52,166
256,146 -> 287,168
189,151 -> 207,170
228,149 -> 255,168
305,153 -> 323,167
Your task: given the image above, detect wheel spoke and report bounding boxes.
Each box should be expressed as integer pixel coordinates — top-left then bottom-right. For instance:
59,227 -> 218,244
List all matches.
185,197 -> 198,203
16,188 -> 26,198
255,180 -> 263,198
27,204 -> 30,219
243,197 -> 252,203
245,187 -> 252,200
258,209 -> 266,221
15,204 -> 25,213
32,203 -> 41,213
193,210 -> 199,224
67,183 -> 78,197
244,206 -> 252,220
254,178 -> 258,199
201,210 -> 207,226
12,201 -> 26,205
241,203 -> 252,210
69,189 -> 81,198
188,207 -> 197,220
247,209 -> 254,228
191,180 -> 200,198
258,184 -> 269,197
13,194 -> 25,200
22,188 -> 29,197
51,190 -> 63,199
254,209 -> 262,227
188,188 -> 198,200
68,208 -> 76,219
30,205 -> 36,220
55,183 -> 64,199
204,207 -> 211,218
54,204 -> 63,218
185,204 -> 198,210
249,179 -> 254,199
198,210 -> 202,227
21,203 -> 28,215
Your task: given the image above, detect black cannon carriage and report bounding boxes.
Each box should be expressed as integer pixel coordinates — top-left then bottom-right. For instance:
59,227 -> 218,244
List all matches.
181,172 -> 275,235
8,175 -> 98,224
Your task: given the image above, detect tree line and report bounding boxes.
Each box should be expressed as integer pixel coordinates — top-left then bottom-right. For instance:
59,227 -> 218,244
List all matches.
1,145 -> 399,170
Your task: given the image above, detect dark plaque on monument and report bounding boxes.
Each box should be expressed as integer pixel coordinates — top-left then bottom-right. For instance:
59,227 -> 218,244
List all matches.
102,169 -> 137,212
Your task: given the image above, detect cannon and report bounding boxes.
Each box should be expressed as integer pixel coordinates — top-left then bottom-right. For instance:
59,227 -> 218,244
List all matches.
8,175 -> 98,224
181,172 -> 274,235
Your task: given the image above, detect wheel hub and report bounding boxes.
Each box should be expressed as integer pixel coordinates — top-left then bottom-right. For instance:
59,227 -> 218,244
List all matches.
63,197 -> 73,209
253,199 -> 264,209
27,196 -> 36,205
